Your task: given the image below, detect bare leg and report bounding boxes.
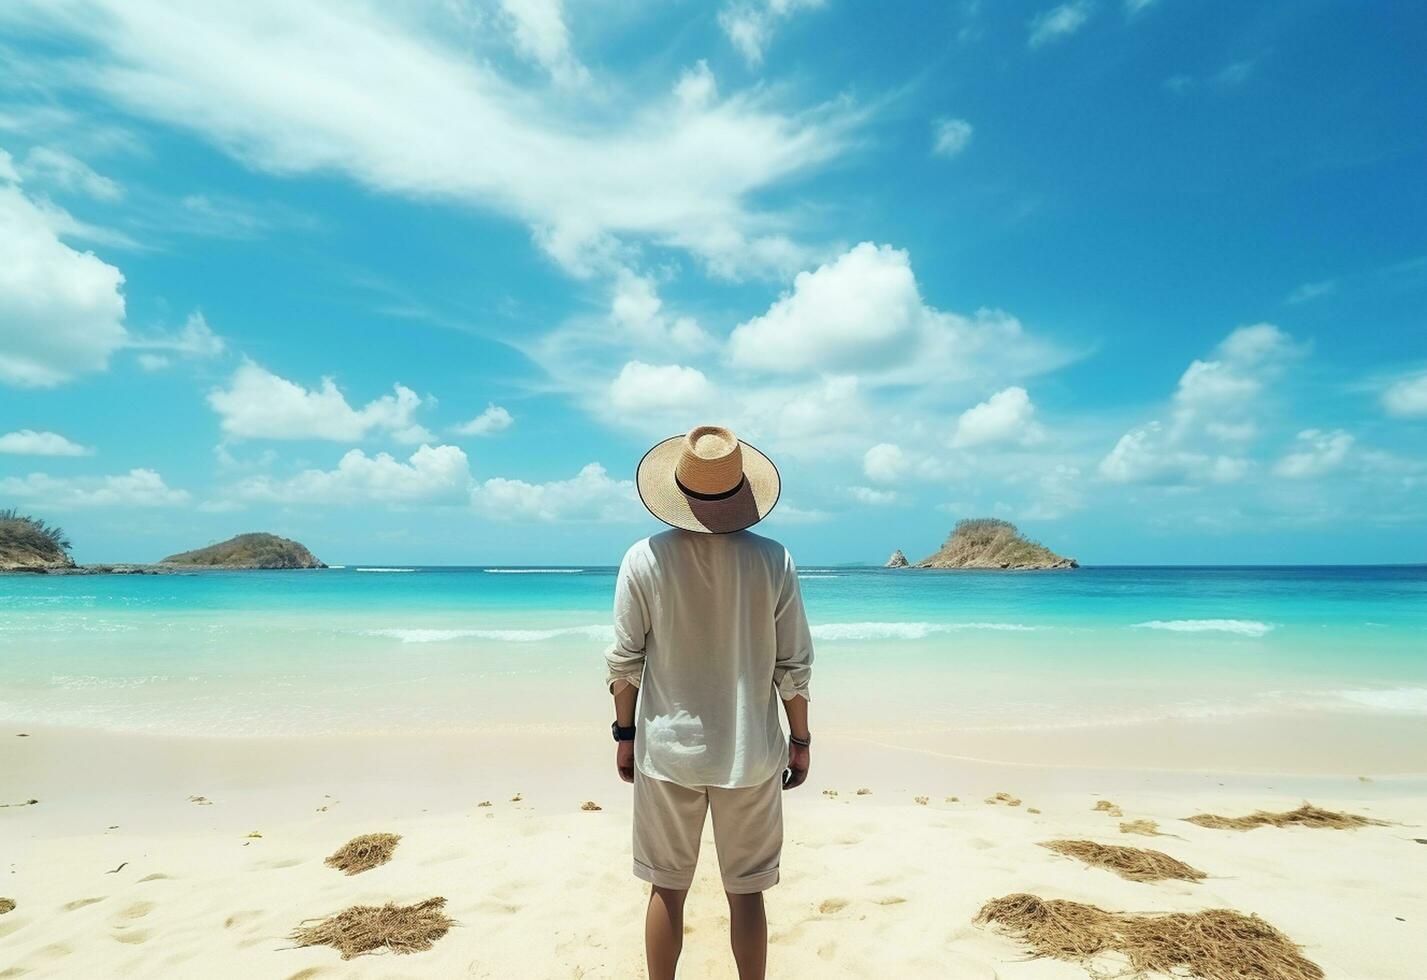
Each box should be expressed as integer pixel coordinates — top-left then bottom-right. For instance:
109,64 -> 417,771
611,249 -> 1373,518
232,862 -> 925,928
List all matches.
645,885 -> 687,980
726,890 -> 767,979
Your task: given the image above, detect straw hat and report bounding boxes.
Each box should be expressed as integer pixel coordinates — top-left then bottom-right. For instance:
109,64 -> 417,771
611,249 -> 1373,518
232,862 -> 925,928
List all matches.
636,425 -> 780,533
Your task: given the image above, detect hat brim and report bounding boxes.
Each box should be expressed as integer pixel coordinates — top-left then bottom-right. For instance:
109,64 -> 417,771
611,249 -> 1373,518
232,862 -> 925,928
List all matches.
636,436 -> 780,534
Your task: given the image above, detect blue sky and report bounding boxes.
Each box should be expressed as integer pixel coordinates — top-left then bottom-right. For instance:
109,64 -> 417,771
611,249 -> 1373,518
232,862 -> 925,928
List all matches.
1,0 -> 1424,565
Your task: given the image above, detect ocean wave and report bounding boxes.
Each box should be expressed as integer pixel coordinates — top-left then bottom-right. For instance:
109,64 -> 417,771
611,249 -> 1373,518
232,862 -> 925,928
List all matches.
483,568 -> 584,574
1330,687 -> 1427,714
810,621 -> 1041,641
354,567 -> 415,573
797,574 -> 841,579
360,625 -> 614,643
1132,619 -> 1274,637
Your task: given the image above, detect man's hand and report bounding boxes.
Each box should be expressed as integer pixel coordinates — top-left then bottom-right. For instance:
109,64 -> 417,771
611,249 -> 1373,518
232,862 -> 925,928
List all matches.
616,740 -> 635,783
783,742 -> 810,790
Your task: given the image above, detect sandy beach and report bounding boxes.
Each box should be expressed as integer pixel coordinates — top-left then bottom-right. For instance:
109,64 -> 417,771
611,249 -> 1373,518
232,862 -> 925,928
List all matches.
4,726 -> 1425,978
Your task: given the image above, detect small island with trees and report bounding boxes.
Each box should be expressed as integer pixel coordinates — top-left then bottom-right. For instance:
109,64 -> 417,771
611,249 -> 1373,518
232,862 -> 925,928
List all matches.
887,518 -> 1078,570
1,512 -> 325,573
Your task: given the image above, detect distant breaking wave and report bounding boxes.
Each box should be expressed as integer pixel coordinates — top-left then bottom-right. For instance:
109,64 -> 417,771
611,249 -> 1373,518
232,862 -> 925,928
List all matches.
354,567 -> 415,573
1330,687 -> 1427,714
361,625 -> 614,643
1132,619 -> 1274,637
810,621 -> 1041,641
483,568 -> 584,574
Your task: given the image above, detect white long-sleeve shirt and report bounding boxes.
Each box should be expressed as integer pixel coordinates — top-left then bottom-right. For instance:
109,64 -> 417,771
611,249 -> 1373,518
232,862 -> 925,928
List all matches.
604,529 -> 814,789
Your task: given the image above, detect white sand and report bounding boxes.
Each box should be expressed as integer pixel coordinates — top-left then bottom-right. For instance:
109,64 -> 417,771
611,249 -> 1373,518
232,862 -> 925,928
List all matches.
3,729 -> 1426,978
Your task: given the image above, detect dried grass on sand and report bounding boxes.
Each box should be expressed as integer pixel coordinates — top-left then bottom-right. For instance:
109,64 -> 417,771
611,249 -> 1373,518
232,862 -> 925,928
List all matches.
986,791 -> 1022,806
1186,803 -> 1386,832
291,897 -> 453,960
977,893 -> 1324,980
1120,819 -> 1163,837
1041,840 -> 1206,882
0,898 -> 14,914
324,833 -> 401,875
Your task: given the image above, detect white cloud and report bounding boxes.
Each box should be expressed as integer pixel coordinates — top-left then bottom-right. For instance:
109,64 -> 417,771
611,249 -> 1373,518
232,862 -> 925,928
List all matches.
1099,422 -> 1249,485
719,0 -> 825,67
1274,428 -> 1354,479
1123,0 -> 1157,14
1029,1 -> 1094,48
1097,325 -> 1304,486
608,361 -> 716,416
931,117 -> 973,159
127,311 -> 226,362
847,485 -> 898,505
1383,370 -> 1427,419
727,242 -> 1066,384
1285,279 -> 1335,305
0,159 -> 128,387
951,386 -> 1042,448
20,146 -> 122,200
0,468 -> 188,507
470,462 -> 638,522
609,269 -> 713,352
0,429 -> 92,456
136,353 -> 170,371
208,361 -> 434,443
232,444 -> 471,504
497,0 -> 588,88
863,442 -> 906,484
454,404 -> 514,436
15,1 -> 854,279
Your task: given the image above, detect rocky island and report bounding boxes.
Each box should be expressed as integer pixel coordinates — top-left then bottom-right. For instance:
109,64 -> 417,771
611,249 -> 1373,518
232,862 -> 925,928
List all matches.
891,518 -> 1077,570
884,549 -> 909,568
0,509 -> 76,572
161,533 -> 325,569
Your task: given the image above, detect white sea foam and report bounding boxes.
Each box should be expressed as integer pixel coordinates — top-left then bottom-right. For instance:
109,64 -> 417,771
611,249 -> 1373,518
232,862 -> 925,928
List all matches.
361,625 -> 614,644
797,574 -> 841,579
810,621 -> 1041,641
1132,619 -> 1275,637
1330,687 -> 1427,714
354,567 -> 414,573
483,568 -> 584,574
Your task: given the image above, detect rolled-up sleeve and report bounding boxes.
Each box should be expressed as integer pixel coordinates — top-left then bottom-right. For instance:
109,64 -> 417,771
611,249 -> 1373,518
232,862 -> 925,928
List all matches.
772,551 -> 814,701
604,548 -> 651,691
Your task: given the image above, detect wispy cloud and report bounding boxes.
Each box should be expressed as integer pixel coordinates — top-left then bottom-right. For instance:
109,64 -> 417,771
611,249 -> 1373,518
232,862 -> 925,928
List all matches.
719,0 -> 826,67
1285,279 -> 1336,305
1029,1 -> 1095,48
931,117 -> 974,159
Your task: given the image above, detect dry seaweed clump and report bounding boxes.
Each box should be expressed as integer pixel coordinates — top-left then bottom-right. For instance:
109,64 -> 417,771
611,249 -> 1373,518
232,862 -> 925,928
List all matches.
976,893 -> 1324,980
0,898 -> 14,914
1120,819 -> 1164,837
1186,803 -> 1386,832
325,833 -> 401,875
986,791 -> 1022,807
291,897 -> 453,960
1040,840 -> 1206,883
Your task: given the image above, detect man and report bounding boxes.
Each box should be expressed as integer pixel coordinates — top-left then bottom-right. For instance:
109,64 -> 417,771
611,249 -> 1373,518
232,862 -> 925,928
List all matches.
605,425 -> 814,980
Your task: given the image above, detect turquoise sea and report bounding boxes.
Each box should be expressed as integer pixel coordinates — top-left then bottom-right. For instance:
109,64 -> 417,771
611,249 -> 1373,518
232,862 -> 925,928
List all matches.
2,565 -> 1425,743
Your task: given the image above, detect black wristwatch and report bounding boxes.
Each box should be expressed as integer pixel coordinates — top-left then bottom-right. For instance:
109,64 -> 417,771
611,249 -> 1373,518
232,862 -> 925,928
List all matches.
611,721 -> 636,742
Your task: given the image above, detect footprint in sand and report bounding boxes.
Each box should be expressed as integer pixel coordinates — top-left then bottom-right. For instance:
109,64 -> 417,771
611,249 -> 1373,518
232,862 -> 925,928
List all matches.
117,901 -> 154,920
112,928 -> 150,945
874,896 -> 907,906
285,969 -> 330,980
224,910 -> 264,929
137,874 -> 171,883
63,897 -> 105,912
817,899 -> 848,914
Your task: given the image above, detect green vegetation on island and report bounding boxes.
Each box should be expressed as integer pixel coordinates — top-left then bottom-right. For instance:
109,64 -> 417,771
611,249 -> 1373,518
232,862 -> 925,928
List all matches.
161,532 -> 325,569
0,508 -> 75,571
893,518 -> 1077,570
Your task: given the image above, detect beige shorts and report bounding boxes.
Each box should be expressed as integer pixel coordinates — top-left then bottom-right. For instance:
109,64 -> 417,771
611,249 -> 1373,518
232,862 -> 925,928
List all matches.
632,769 -> 783,894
